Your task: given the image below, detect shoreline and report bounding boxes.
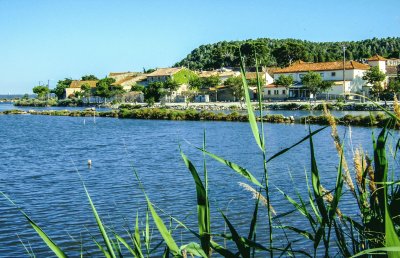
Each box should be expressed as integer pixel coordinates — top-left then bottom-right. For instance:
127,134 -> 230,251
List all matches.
9,100 -> 395,112
0,107 -> 394,128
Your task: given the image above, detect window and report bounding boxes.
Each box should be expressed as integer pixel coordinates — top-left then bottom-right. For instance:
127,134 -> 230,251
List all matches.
320,73 -> 324,78
274,90 -> 278,95
268,90 -> 271,95
331,72 -> 336,77
282,90 -> 286,95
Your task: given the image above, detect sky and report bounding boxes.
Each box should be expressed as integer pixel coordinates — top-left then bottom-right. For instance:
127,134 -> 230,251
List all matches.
0,0 -> 399,94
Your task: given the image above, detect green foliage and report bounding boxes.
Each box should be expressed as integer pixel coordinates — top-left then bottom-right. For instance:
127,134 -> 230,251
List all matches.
188,77 -> 203,90
94,78 -> 124,101
202,75 -> 221,88
81,74 -> 98,81
172,69 -> 198,84
363,66 -> 386,86
131,84 -> 145,92
275,74 -> 294,88
272,42 -> 308,67
52,78 -> 72,99
175,37 -> 400,70
144,82 -> 164,102
32,85 -> 50,100
301,71 -> 333,97
80,83 -> 92,101
224,76 -> 243,101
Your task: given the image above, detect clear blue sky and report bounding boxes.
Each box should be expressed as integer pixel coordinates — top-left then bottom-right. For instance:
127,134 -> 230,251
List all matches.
0,0 -> 399,94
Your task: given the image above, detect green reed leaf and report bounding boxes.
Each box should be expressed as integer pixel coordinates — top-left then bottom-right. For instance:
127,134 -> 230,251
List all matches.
180,149 -> 211,256
196,147 -> 263,188
266,126 -> 327,163
1,192 -> 68,258
180,242 -> 208,258
81,181 -> 116,258
220,210 -> 250,258
145,197 -> 181,257
240,55 -> 263,151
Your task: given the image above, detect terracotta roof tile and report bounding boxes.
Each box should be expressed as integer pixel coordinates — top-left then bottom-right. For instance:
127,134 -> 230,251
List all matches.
367,54 -> 387,61
147,67 -> 182,77
274,60 -> 370,74
113,75 -> 147,85
69,80 -> 98,89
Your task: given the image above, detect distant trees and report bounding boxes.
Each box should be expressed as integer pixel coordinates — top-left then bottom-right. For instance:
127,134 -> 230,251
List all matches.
52,78 -> 72,99
301,71 -> 333,99
81,74 -> 98,81
174,37 -> 400,70
32,86 -> 50,100
272,42 -> 308,67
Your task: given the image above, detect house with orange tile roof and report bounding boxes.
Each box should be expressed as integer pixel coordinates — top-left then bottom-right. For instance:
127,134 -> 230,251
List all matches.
273,60 -> 370,99
64,80 -> 98,99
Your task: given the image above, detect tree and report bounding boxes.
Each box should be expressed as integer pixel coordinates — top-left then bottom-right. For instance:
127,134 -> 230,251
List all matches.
188,77 -> 203,91
81,74 -> 98,81
275,75 -> 294,88
202,75 -> 221,88
382,79 -> 400,100
248,77 -> 266,87
224,76 -> 243,101
301,71 -> 333,100
272,42 -> 308,67
144,82 -> 164,102
94,78 -> 117,102
131,84 -> 145,92
363,66 -> 386,86
163,78 -> 181,102
52,78 -> 72,99
33,86 -> 50,100
363,66 -> 386,100
81,83 -> 92,103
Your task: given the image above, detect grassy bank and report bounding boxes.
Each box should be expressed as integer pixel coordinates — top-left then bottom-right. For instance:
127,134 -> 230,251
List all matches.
14,98 -> 84,107
1,107 -> 393,128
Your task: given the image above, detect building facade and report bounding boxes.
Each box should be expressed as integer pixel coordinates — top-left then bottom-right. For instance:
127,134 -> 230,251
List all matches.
273,60 -> 370,99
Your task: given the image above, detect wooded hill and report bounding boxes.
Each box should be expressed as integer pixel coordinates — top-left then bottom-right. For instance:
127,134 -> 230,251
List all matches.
174,37 -> 400,70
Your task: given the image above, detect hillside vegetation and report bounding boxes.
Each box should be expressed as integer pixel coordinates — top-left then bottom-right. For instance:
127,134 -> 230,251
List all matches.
174,37 -> 400,69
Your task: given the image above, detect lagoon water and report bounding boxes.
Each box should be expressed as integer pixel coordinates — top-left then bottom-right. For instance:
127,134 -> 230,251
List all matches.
0,107 -> 394,256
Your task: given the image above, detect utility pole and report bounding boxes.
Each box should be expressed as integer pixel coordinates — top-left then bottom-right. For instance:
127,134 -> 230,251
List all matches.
343,46 -> 346,101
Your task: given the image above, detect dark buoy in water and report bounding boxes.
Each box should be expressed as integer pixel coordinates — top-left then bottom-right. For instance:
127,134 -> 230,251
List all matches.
88,159 -> 92,168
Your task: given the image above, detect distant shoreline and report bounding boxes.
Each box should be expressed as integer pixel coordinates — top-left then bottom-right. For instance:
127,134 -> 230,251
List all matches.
0,107 -> 394,128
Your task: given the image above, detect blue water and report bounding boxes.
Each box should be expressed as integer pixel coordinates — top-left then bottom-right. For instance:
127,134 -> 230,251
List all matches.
0,113 -> 396,256
0,102 -> 110,112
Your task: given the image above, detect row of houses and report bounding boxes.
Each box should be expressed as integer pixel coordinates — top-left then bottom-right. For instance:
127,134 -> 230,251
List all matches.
64,55 -> 400,102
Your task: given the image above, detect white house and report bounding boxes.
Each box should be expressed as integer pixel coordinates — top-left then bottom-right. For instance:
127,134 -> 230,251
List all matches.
273,60 -> 370,99
263,84 -> 288,100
